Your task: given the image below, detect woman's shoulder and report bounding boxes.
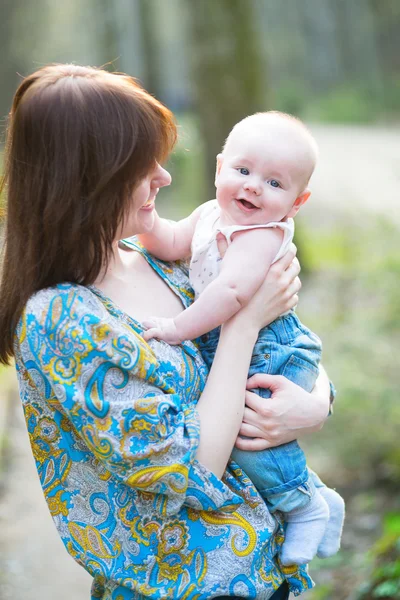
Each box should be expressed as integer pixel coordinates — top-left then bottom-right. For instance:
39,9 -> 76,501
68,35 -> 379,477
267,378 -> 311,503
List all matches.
17,282 -> 157,378
23,283 -> 100,321
19,284 -> 117,350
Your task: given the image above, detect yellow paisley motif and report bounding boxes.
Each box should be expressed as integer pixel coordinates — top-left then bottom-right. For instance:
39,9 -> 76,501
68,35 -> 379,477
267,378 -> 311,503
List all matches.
118,513 -> 154,546
130,418 -> 152,432
42,459 -> 55,487
157,559 -> 182,582
92,323 -> 112,342
155,546 -> 207,587
45,355 -> 82,386
159,521 -> 188,554
87,379 -> 104,415
98,468 -> 112,482
47,489 -> 69,517
191,509 -> 256,557
59,414 -> 73,432
278,559 -> 309,588
66,540 -> 80,560
24,403 -> 39,423
134,397 -> 162,416
127,464 -> 188,494
31,439 -> 50,464
120,434 -> 172,463
180,585 -> 201,600
131,337 -> 158,380
40,452 -> 72,494
259,559 -> 283,588
280,562 -> 299,577
48,295 -> 64,327
19,311 -> 27,344
37,416 -> 60,443
68,522 -> 121,559
22,367 -> 39,393
81,425 -> 113,459
96,414 -> 113,432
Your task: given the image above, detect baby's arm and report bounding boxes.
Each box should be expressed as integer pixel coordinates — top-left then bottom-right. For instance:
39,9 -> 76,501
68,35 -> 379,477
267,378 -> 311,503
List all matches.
143,227 -> 283,344
137,202 -> 209,262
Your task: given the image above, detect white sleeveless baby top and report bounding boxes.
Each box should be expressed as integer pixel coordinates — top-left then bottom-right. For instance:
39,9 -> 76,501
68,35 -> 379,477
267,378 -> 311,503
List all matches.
189,200 -> 294,299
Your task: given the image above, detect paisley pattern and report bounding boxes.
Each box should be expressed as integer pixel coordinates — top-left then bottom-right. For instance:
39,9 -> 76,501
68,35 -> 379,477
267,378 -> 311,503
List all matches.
14,238 -> 313,599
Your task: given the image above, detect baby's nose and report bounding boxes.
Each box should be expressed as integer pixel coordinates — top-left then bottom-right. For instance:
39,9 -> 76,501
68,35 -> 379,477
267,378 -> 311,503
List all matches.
244,179 -> 262,195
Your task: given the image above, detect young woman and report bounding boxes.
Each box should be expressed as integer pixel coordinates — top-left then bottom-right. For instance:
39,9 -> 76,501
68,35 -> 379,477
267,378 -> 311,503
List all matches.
0,64 -> 332,599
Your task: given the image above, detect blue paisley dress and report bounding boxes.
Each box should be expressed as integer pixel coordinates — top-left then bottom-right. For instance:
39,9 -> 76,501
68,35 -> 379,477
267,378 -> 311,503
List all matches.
14,238 -> 313,599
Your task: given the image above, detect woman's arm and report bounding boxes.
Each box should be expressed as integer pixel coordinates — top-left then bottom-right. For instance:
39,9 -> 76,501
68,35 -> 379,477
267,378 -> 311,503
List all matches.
195,246 -> 301,477
234,366 -> 332,452
18,285 -> 241,517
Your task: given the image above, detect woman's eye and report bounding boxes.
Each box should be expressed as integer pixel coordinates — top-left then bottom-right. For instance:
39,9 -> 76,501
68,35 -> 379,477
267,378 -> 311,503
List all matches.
268,179 -> 280,188
238,167 -> 250,175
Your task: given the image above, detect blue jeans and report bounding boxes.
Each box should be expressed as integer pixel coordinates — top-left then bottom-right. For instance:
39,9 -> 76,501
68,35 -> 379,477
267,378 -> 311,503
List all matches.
198,312 -> 322,513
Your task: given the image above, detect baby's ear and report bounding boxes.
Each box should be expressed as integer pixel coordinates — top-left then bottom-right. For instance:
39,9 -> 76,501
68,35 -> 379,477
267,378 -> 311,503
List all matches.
215,154 -> 223,185
287,189 -> 311,218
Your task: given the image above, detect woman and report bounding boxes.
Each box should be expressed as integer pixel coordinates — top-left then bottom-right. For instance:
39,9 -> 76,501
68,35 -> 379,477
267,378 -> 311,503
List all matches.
0,65 -> 332,599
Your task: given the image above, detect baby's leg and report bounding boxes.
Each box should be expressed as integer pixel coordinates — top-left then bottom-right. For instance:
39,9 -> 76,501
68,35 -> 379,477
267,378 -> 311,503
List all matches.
279,482 -> 329,566
309,470 -> 345,558
231,434 -> 329,566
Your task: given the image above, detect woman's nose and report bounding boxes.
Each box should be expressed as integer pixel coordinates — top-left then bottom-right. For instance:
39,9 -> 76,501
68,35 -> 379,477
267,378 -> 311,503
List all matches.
153,163 -> 172,188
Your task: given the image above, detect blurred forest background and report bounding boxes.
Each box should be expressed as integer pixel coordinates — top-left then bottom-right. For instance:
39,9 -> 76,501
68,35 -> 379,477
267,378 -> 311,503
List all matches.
0,1 -> 399,599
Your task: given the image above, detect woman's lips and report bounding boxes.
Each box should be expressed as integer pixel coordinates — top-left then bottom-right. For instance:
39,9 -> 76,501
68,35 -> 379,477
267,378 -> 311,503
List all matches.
140,202 -> 155,211
141,190 -> 159,210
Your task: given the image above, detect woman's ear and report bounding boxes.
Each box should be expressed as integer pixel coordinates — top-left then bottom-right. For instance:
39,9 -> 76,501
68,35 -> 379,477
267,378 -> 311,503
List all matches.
286,189 -> 311,218
215,154 -> 223,186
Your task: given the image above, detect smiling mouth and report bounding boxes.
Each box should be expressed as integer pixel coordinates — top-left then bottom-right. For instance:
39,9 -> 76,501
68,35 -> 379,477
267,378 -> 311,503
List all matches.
236,198 -> 259,211
142,190 -> 159,208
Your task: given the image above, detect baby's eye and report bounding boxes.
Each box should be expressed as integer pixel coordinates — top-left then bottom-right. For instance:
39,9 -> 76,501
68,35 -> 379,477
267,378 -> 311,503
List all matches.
238,167 -> 250,176
268,179 -> 281,188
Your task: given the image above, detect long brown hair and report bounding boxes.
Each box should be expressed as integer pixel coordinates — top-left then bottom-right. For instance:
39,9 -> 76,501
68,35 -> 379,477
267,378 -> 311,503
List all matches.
0,64 -> 177,364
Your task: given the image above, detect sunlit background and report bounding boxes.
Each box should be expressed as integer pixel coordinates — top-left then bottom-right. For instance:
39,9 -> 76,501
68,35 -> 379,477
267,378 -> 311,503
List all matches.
1,1 -> 399,599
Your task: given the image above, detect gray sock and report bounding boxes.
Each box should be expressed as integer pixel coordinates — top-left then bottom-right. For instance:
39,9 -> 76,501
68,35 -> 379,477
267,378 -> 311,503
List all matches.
280,490 -> 329,566
316,486 -> 345,558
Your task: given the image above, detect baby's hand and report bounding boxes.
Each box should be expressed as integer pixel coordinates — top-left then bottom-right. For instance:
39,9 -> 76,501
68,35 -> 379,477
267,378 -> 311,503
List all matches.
142,317 -> 182,345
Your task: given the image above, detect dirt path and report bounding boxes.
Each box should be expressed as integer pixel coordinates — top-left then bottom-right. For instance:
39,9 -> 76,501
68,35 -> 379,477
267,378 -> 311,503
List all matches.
303,124 -> 400,225
0,396 -> 92,600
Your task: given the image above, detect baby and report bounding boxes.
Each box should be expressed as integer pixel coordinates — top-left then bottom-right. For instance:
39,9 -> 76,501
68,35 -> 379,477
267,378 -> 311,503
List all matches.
138,111 -> 345,566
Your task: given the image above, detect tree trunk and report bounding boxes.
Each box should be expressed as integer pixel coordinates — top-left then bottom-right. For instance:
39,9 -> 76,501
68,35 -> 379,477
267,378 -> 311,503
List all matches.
186,0 -> 270,200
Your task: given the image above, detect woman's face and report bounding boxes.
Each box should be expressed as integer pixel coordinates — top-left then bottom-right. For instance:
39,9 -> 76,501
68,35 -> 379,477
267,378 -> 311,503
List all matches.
118,163 -> 171,239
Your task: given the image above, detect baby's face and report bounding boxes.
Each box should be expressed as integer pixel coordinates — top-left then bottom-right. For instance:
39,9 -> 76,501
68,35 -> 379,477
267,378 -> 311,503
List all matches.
215,120 -> 314,226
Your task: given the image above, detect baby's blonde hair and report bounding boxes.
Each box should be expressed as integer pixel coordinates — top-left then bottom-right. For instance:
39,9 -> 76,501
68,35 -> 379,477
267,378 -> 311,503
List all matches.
223,110 -> 319,186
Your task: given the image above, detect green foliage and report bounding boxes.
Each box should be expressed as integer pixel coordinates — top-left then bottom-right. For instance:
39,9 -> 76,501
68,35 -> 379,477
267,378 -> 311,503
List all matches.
304,85 -> 381,124
356,513 -> 400,599
298,217 -> 400,485
159,113 -> 207,215
275,78 -> 400,124
310,583 -> 334,600
273,80 -> 309,116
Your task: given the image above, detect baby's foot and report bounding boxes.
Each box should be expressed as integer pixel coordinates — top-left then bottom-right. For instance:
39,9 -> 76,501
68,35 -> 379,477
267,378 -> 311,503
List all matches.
280,490 -> 329,566
316,486 -> 345,558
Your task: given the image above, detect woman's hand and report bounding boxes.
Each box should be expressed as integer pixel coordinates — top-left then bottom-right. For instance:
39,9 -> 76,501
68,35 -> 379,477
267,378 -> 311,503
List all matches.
234,367 -> 331,451
231,243 -> 301,333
